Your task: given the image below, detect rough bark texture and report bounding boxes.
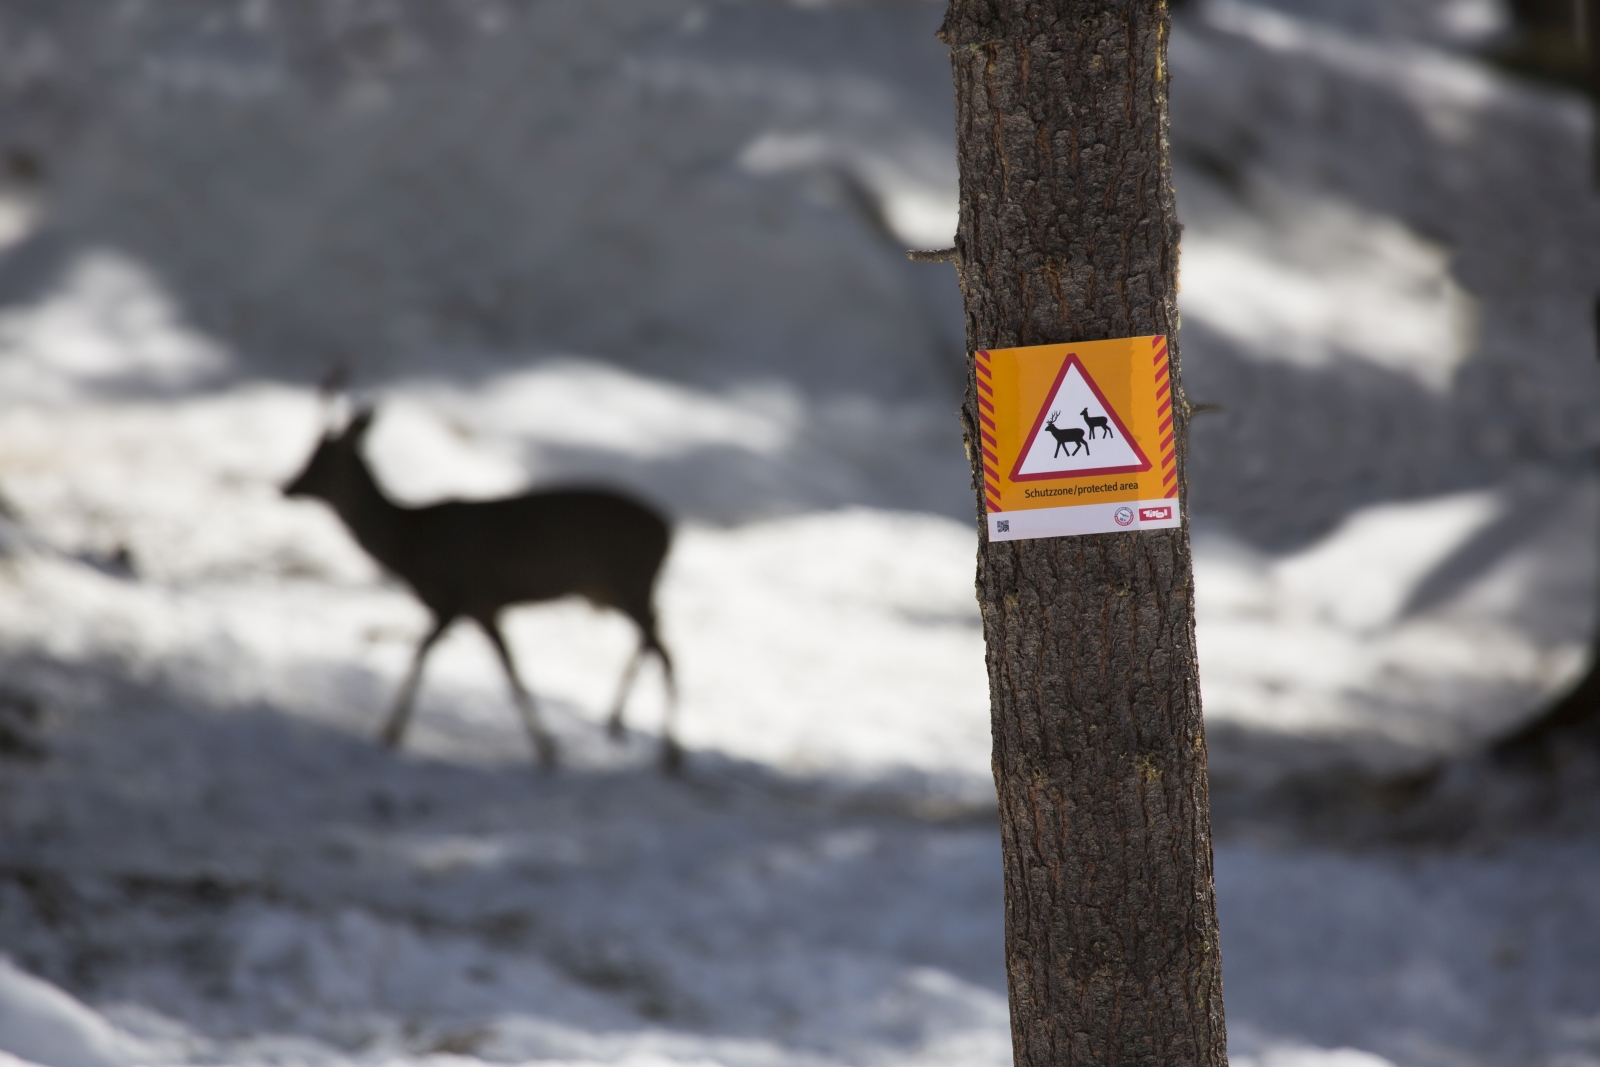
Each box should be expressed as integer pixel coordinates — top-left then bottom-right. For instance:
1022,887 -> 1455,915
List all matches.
939,3 -> 1226,1065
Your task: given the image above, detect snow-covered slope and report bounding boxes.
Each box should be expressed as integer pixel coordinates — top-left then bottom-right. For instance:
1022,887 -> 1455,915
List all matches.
0,1 -> 1597,1066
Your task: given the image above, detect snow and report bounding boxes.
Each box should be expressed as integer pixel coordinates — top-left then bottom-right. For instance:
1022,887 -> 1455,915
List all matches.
0,1 -> 1597,1067
1178,185 -> 1477,391
0,960 -> 157,1067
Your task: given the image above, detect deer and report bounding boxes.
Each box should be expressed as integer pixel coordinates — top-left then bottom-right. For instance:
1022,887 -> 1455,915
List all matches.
282,405 -> 679,771
1043,411 -> 1088,457
1080,407 -> 1112,440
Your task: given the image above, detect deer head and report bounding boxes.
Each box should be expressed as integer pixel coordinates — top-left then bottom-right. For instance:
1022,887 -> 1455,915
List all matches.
283,406 -> 377,502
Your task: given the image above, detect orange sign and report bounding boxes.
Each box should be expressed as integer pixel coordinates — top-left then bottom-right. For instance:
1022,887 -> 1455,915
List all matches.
976,335 -> 1180,541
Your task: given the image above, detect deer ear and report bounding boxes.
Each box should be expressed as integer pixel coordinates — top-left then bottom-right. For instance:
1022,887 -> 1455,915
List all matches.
344,405 -> 377,441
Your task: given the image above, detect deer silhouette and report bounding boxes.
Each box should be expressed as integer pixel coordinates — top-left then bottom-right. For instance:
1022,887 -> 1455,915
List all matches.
1043,411 -> 1089,457
283,406 -> 678,771
1080,407 -> 1113,439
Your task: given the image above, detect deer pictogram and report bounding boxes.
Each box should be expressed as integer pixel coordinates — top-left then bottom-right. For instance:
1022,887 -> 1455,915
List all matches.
1044,411 -> 1089,457
283,404 -> 679,771
1080,407 -> 1113,439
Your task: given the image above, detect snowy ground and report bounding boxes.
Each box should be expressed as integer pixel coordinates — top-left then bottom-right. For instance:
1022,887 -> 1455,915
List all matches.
1,1 -> 1599,1067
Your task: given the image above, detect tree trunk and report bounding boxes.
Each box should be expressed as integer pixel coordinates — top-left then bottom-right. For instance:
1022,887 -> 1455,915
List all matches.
939,3 -> 1227,1065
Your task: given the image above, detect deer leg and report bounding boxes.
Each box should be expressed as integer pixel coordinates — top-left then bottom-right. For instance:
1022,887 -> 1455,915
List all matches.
381,616 -> 453,749
477,616 -> 557,770
651,637 -> 682,774
605,642 -> 648,740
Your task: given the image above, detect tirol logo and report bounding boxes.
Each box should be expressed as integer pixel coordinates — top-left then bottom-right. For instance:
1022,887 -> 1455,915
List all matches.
1113,506 -> 1135,527
1139,506 -> 1172,521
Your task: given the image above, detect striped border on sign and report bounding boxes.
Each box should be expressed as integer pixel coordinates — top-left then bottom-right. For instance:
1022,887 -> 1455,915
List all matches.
1152,335 -> 1178,499
975,349 -> 1002,513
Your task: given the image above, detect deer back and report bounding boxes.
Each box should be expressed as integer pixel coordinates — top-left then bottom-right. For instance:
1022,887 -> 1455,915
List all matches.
286,408 -> 671,622
395,489 -> 670,619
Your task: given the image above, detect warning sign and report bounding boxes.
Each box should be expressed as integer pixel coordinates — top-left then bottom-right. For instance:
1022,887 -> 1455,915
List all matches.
1011,353 -> 1152,480
977,335 -> 1181,542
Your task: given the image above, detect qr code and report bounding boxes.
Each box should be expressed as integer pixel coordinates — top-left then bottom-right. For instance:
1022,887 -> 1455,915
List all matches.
996,520 -> 1010,533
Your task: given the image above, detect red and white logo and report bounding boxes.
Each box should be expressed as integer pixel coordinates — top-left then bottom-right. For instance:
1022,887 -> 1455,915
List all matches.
1113,506 -> 1135,527
1138,506 -> 1172,521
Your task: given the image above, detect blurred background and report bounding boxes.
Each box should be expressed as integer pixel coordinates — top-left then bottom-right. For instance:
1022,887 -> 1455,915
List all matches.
0,1 -> 1597,1066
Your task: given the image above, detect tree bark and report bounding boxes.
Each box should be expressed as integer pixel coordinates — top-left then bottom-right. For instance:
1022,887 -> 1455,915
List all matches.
939,3 -> 1226,1065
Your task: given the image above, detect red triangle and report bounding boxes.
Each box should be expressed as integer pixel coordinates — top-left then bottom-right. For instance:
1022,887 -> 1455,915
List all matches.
1009,352 -> 1152,482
